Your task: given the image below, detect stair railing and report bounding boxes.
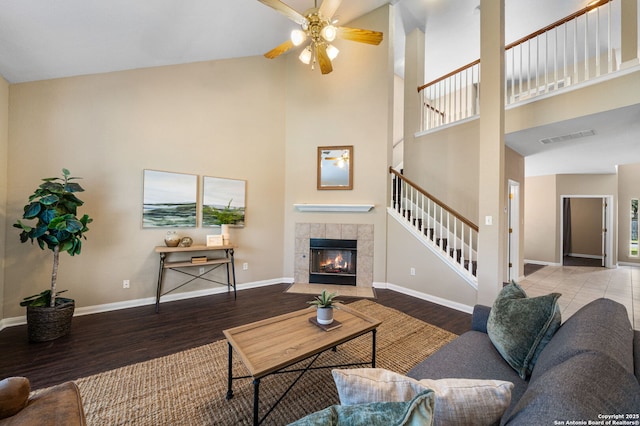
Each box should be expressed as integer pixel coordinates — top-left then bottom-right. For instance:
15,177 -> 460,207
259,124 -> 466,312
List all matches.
417,0 -> 617,132
389,167 -> 479,280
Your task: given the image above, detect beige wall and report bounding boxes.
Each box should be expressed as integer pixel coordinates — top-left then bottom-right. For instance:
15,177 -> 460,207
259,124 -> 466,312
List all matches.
569,198 -> 602,257
524,175 -> 558,263
2,6 -> 395,320
506,70 -> 640,134
4,56 -> 288,318
392,74 -> 404,169
525,173 -> 619,264
283,6 -> 393,284
386,216 -> 477,309
405,119 -> 481,222
0,76 -> 8,321
618,163 -> 640,264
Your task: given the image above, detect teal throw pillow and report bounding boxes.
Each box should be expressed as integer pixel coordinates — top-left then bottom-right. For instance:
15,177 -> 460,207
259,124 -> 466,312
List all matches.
288,389 -> 435,426
487,281 -> 561,379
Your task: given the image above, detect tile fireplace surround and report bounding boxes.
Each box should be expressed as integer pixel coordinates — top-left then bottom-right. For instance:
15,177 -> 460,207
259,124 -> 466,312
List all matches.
294,223 -> 374,287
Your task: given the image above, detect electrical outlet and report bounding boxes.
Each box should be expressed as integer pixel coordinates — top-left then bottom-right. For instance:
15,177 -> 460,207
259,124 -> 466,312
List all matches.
410,267 -> 416,276
243,262 -> 249,271
123,279 -> 130,289
199,267 -> 205,275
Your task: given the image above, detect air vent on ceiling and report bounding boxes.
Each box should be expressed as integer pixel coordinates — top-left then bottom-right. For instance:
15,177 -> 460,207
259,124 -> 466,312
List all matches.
539,129 -> 596,144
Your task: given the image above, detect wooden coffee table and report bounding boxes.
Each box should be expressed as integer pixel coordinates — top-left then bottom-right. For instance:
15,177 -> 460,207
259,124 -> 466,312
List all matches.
223,303 -> 382,425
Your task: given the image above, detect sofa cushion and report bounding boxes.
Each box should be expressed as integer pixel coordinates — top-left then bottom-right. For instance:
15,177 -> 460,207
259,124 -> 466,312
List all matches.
407,330 -> 528,410
332,368 -> 512,426
531,298 -> 635,383
0,378 -> 30,419
289,390 -> 435,426
502,351 -> 640,425
487,281 -> 561,379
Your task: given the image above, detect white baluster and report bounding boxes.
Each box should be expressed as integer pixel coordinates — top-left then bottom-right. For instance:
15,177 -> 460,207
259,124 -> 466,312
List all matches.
460,224 -> 466,268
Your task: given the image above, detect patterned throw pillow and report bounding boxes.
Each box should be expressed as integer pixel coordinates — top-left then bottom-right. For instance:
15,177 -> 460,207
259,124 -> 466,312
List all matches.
331,368 -> 513,426
289,389 -> 435,426
487,281 -> 561,379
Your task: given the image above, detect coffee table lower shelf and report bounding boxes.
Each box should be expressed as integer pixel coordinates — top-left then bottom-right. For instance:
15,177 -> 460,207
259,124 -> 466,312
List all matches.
223,304 -> 381,426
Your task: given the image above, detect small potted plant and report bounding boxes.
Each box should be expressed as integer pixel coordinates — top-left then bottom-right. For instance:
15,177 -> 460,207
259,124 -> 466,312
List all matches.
307,289 -> 340,325
203,199 -> 244,243
13,168 -> 93,342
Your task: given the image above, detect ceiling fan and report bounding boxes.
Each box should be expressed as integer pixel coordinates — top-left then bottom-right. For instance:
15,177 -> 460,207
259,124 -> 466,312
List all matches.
322,149 -> 350,167
259,0 -> 384,74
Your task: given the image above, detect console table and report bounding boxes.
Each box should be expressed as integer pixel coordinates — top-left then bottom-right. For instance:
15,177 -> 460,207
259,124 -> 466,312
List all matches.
154,244 -> 236,313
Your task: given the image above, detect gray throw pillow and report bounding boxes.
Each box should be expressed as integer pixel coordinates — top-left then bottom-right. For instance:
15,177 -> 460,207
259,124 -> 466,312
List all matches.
487,281 -> 561,379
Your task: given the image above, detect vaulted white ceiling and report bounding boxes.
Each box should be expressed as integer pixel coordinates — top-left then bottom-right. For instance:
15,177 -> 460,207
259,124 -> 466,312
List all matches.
1,0 -> 638,177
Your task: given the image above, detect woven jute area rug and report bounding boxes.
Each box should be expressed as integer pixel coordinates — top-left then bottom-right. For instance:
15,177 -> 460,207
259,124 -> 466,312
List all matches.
73,300 -> 457,425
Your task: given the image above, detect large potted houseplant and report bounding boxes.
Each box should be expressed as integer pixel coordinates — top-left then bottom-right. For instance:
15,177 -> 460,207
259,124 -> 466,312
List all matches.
307,289 -> 340,325
13,168 -> 93,342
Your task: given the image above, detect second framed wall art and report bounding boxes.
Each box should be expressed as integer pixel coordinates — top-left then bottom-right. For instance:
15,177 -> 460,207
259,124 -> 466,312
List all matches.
142,170 -> 246,228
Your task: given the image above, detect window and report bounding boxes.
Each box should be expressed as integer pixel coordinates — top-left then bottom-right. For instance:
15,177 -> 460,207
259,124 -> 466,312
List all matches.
632,198 -> 638,257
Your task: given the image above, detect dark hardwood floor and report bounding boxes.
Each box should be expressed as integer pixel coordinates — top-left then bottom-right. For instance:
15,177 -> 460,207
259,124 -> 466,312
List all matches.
0,284 -> 471,390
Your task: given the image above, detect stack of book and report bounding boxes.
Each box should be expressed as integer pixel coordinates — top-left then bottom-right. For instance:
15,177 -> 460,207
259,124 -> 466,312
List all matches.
191,256 -> 208,264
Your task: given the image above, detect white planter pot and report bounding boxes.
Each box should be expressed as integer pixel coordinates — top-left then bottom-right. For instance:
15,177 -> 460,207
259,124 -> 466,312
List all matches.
221,224 -> 230,244
316,307 -> 334,325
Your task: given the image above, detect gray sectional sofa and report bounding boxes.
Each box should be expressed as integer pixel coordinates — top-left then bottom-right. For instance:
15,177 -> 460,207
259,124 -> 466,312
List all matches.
407,298 -> 640,425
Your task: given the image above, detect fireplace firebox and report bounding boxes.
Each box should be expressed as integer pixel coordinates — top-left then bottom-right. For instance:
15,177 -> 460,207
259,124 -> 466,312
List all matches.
309,238 -> 357,285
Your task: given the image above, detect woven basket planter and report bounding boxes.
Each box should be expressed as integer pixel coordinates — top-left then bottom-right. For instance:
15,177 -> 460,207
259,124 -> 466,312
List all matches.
26,301 -> 75,342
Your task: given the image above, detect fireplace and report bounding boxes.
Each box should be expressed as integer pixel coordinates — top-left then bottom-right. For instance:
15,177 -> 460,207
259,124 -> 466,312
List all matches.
309,238 -> 357,285
294,223 -> 373,287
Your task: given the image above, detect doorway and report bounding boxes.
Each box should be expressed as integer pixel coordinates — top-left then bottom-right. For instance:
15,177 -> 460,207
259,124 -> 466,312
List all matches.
560,195 -> 613,268
507,180 -> 520,280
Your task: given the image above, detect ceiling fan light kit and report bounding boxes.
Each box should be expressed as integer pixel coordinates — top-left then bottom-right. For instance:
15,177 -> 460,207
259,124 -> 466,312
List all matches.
259,0 -> 383,74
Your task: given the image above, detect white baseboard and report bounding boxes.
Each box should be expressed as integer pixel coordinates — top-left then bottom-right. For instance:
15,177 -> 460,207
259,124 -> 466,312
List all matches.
524,259 -> 562,267
618,261 -> 640,267
0,278 -> 294,331
566,253 -> 603,260
2,278 -> 475,331
375,282 -> 474,314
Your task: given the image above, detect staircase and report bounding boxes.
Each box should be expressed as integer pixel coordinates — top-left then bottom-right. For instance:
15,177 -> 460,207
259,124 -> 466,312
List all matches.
388,167 -> 478,287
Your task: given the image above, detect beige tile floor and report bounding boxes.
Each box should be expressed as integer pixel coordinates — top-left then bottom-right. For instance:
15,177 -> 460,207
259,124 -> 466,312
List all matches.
518,264 -> 639,329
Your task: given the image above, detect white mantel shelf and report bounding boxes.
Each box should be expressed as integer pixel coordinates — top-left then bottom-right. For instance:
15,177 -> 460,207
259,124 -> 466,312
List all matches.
294,204 -> 375,213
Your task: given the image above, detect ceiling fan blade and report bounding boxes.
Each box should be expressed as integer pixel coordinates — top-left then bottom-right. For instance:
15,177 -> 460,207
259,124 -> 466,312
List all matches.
264,39 -> 295,59
316,44 -> 333,75
258,0 -> 307,25
319,0 -> 342,19
337,27 -> 384,45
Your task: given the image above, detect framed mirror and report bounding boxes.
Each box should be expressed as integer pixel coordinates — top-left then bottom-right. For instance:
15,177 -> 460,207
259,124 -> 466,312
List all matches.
317,146 -> 353,190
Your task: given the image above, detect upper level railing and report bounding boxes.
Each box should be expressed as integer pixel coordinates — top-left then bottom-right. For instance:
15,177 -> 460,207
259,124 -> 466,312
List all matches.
418,0 -> 618,132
